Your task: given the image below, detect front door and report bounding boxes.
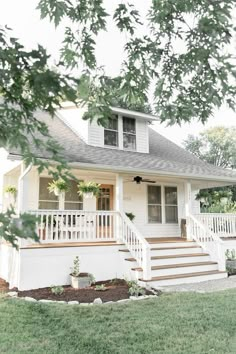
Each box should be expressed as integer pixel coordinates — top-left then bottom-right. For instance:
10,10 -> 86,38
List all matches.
96,185 -> 114,239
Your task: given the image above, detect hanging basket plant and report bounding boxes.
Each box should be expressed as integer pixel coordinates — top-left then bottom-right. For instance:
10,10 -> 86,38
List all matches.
4,185 -> 17,199
78,181 -> 101,199
48,179 -> 69,197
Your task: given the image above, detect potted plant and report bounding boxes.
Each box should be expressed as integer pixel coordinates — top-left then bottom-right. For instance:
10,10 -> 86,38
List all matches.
70,256 -> 93,289
48,179 -> 69,197
78,181 -> 100,199
125,212 -> 135,222
4,185 -> 17,200
225,249 -> 236,269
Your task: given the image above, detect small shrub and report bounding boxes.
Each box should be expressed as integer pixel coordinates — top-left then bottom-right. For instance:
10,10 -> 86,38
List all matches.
70,256 -> 80,277
127,280 -> 145,297
94,284 -> 107,291
50,285 -> 64,296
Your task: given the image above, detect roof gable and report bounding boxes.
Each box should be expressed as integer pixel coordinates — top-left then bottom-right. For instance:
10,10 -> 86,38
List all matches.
7,111 -> 236,182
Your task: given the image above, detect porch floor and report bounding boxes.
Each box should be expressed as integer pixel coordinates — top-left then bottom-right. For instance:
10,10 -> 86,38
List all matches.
22,241 -> 122,249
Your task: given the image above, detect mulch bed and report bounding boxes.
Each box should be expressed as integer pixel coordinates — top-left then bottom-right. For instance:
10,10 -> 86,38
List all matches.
18,279 -> 153,303
0,278 -> 9,293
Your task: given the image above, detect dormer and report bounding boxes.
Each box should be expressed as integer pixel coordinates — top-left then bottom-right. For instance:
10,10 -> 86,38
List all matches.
57,105 -> 158,154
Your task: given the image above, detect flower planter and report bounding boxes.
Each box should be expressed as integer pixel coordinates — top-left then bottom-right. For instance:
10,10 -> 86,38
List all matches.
71,273 -> 91,289
226,260 -> 236,269
83,192 -> 94,199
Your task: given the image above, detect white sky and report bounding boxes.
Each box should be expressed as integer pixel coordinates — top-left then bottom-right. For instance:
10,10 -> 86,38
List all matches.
1,0 -> 236,146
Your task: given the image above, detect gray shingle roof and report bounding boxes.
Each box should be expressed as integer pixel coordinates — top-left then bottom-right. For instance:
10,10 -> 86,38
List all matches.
9,111 -> 236,182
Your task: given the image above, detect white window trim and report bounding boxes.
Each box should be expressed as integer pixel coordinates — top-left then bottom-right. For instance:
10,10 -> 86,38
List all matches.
147,185 -> 162,224
103,114 -> 137,151
104,116 -> 119,148
122,116 -> 137,151
164,186 -> 178,224
146,183 -> 179,225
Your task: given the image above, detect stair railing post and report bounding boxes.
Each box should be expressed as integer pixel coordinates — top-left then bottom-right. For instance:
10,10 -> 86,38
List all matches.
217,241 -> 226,271
115,212 -> 122,243
142,244 -> 151,280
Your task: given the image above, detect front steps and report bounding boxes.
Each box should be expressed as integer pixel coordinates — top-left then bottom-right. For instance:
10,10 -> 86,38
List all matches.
119,237 -> 227,288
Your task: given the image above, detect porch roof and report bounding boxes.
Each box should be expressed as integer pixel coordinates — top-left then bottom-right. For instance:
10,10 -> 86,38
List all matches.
7,111 -> 236,183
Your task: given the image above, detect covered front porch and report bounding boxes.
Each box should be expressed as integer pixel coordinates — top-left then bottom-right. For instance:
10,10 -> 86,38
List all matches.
2,163 -> 236,289
3,163 -> 236,245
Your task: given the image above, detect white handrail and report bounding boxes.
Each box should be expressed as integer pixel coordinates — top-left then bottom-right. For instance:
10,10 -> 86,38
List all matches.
119,211 -> 151,280
188,214 -> 225,271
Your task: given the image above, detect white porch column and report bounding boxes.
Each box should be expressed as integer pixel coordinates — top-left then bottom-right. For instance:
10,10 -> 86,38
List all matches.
115,174 -> 123,242
17,162 -> 32,213
115,174 -> 123,211
17,162 -> 33,248
59,192 -> 65,210
184,181 -> 192,240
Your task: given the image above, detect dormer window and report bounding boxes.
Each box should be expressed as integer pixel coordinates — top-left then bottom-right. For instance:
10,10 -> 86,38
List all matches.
104,115 -> 118,147
123,116 -> 136,150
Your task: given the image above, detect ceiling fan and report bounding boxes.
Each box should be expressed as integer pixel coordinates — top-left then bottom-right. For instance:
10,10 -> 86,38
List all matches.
132,176 -> 156,184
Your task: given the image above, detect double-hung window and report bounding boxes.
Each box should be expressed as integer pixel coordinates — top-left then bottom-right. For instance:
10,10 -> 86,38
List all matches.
165,187 -> 178,223
123,116 -> 136,150
39,177 -> 59,210
39,178 -> 83,210
147,185 -> 178,224
104,115 -> 118,147
147,185 -> 162,223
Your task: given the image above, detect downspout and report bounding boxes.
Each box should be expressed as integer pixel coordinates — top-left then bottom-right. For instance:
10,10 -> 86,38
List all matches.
17,162 -> 32,213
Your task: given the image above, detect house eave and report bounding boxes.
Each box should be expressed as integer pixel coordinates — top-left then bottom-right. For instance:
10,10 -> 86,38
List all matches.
69,161 -> 236,184
58,102 -> 158,121
110,107 -> 158,121
7,153 -> 236,184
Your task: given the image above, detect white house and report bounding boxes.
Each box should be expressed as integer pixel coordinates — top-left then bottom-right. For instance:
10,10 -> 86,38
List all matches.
1,105 -> 236,290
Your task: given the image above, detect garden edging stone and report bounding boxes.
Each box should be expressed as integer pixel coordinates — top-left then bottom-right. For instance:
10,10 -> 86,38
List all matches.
7,292 -> 157,305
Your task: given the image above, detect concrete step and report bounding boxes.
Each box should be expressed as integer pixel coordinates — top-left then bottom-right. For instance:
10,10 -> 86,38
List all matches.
139,271 -> 228,288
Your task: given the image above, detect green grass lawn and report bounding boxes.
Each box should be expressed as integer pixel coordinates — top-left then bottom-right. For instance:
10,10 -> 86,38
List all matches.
0,290 -> 236,354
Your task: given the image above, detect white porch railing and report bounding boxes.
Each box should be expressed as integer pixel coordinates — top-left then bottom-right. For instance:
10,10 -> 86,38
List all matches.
195,213 -> 236,238
119,211 -> 151,280
31,210 -> 117,243
188,214 -> 225,271
29,209 -> 152,280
